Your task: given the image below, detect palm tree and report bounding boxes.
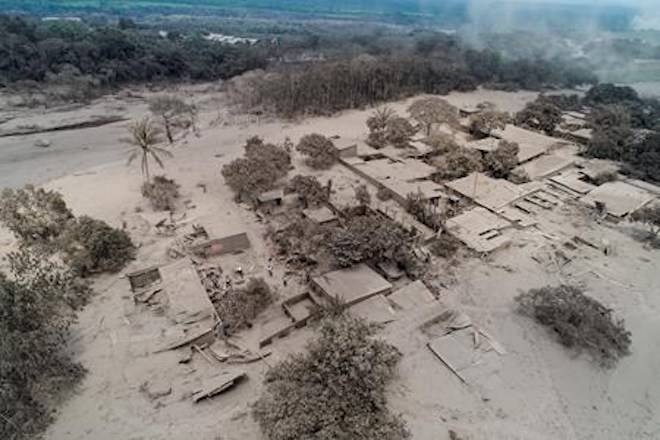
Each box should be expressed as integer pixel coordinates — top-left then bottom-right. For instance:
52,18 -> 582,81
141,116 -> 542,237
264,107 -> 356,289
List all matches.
123,116 -> 172,182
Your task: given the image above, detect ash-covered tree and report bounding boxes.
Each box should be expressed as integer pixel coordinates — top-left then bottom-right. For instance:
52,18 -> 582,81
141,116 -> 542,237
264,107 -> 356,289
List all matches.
469,109 -> 509,137
326,214 -> 418,273
123,116 -> 172,182
515,100 -> 563,135
0,185 -> 74,246
216,278 -> 274,332
385,116 -> 416,149
423,132 -> 460,155
222,136 -> 291,203
148,95 -> 197,144
254,315 -> 408,440
408,97 -> 459,136
584,83 -> 640,106
366,106 -> 395,149
485,141 -> 520,178
433,147 -> 484,181
296,134 -> 338,169
625,131 -> 660,182
585,105 -> 633,161
0,250 -> 88,440
288,175 -> 328,208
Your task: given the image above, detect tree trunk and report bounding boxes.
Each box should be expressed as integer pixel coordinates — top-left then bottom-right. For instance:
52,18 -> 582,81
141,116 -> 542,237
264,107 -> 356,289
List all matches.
164,117 -> 173,144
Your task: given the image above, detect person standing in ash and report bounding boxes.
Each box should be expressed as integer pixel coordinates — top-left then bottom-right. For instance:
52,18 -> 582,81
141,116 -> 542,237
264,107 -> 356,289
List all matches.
214,317 -> 230,340
267,257 -> 274,277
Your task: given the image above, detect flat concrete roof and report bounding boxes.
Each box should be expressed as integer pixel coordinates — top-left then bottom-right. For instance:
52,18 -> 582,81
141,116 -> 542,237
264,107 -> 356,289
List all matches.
160,259 -> 215,326
381,179 -> 446,202
332,136 -> 359,150
302,206 -> 337,224
312,263 -> 393,306
350,294 -> 397,324
515,152 -> 576,180
580,181 -> 656,218
446,207 -> 512,253
492,125 -> 568,163
350,157 -> 437,182
550,171 -> 596,195
446,172 -> 532,211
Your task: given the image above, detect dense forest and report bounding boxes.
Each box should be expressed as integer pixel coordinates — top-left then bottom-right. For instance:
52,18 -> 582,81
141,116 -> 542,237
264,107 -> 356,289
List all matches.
0,15 -> 268,89
0,13 -> 598,107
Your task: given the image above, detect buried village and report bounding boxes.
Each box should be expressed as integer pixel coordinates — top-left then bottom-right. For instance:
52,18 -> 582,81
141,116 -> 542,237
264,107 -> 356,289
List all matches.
1,82 -> 660,440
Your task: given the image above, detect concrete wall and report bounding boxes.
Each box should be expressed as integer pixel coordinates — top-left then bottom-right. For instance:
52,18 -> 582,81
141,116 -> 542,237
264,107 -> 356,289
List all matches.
191,232 -> 250,257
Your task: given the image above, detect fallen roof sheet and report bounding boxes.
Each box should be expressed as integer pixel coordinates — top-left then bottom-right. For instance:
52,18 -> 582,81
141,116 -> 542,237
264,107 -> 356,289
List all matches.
388,280 -> 436,310
446,207 -> 512,253
160,259 -> 215,326
445,172 -> 532,211
350,294 -> 397,324
580,181 -> 656,217
312,263 -> 393,306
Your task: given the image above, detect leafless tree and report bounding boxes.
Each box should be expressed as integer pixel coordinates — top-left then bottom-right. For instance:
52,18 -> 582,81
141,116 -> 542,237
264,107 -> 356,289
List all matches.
148,95 -> 196,143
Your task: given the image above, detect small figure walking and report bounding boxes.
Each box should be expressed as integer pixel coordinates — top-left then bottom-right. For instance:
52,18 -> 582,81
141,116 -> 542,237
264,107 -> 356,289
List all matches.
214,318 -> 229,340
267,257 -> 274,277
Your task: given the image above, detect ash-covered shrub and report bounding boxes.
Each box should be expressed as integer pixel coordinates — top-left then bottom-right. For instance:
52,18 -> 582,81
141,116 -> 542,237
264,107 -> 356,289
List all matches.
254,315 -> 408,440
0,185 -> 74,246
288,175 -> 328,208
377,186 -> 394,201
0,251 -> 86,440
60,216 -> 136,276
515,285 -> 631,367
296,134 -> 338,169
592,170 -> 618,186
405,191 -> 443,231
430,232 -> 462,259
216,278 -> 274,331
141,175 -> 180,211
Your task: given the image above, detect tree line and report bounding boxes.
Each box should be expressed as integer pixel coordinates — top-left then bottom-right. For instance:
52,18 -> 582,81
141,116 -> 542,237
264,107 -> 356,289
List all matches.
231,47 -> 596,118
